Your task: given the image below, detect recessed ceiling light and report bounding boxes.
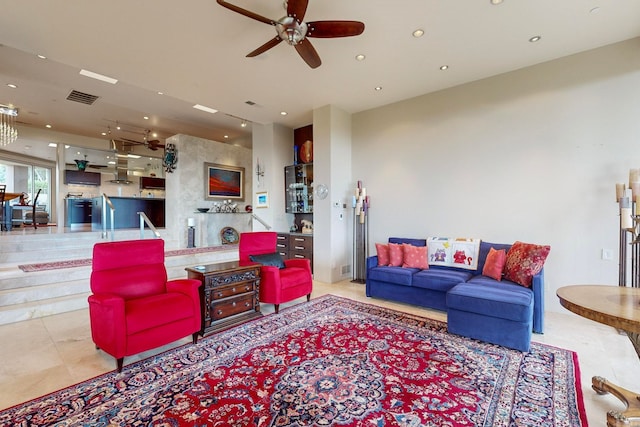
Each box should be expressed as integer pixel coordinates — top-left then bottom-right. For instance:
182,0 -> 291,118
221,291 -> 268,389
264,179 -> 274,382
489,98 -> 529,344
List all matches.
7,83 -> 17,89
224,135 -> 229,139
412,29 -> 425,38
440,65 -> 449,70
157,91 -> 164,95
280,111 -> 288,116
45,124 -> 52,128
48,143 -> 57,147
37,54 -> 47,59
152,132 -> 158,138
143,116 -> 149,120
79,69 -> 118,84
529,35 -> 542,43
491,0 -> 503,4
355,54 -> 366,61
374,86 -> 382,91
193,104 -> 218,114
101,132 -> 107,136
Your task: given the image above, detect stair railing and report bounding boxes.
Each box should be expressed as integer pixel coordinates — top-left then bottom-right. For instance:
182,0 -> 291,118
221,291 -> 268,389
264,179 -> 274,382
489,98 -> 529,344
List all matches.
138,211 -> 161,239
102,194 -> 115,241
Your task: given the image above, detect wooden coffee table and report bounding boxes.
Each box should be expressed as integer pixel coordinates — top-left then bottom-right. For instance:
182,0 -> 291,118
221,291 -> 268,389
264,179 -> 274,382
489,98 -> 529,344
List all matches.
557,285 -> 640,427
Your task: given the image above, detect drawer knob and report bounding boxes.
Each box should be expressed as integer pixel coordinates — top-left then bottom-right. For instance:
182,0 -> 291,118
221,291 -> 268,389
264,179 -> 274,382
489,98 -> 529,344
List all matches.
217,292 -> 223,298
245,302 -> 250,307
217,310 -> 223,315
232,287 -> 236,292
245,286 -> 250,291
295,246 -> 304,250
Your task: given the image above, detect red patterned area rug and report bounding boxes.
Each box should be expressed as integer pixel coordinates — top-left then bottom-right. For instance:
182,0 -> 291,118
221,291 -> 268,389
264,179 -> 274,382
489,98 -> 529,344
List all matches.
17,244 -> 237,272
0,295 -> 588,426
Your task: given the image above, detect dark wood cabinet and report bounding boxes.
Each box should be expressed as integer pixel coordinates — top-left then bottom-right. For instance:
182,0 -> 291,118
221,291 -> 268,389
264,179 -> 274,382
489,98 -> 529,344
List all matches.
277,233 -> 313,271
140,177 -> 165,189
64,170 -> 101,186
65,198 -> 93,226
186,261 -> 261,336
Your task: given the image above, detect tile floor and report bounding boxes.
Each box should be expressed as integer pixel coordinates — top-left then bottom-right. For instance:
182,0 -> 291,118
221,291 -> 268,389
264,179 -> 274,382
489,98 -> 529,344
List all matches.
1,279 -> 638,426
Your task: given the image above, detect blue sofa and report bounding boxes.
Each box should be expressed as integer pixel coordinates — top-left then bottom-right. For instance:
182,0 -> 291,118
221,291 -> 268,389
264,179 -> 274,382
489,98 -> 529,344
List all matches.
366,237 -> 544,352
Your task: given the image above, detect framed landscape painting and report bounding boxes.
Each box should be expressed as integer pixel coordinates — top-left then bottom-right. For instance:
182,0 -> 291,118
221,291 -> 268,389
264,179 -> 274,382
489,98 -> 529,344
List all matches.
204,163 -> 244,200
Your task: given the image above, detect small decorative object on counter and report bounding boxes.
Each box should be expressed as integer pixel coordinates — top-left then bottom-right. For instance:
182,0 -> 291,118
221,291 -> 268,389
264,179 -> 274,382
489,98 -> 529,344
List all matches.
301,219 -> 313,234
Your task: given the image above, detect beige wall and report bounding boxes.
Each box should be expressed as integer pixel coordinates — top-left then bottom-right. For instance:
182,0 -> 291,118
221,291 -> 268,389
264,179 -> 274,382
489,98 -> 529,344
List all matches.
350,37 -> 640,313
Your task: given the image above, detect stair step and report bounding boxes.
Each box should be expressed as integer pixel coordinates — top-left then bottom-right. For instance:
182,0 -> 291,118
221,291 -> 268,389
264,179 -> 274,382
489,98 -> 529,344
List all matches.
0,232 -> 240,325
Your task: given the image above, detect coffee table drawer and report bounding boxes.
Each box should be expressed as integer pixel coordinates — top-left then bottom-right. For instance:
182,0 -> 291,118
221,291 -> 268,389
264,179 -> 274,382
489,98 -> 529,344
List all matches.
209,281 -> 256,300
210,293 -> 256,321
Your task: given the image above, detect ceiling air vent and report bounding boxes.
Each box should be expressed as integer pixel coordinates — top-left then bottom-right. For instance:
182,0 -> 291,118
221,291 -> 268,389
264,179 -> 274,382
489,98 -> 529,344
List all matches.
66,90 -> 99,105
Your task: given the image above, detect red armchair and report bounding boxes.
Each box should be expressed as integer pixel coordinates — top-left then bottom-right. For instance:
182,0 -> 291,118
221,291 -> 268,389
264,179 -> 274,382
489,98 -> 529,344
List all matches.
88,239 -> 201,372
239,232 -> 313,313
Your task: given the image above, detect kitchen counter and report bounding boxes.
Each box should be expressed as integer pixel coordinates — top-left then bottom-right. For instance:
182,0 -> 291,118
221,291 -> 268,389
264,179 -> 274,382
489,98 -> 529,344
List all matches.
92,196 -> 165,229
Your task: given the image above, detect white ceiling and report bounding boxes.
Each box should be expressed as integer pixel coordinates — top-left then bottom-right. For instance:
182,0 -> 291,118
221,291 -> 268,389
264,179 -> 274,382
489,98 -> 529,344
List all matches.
1,0 -> 640,160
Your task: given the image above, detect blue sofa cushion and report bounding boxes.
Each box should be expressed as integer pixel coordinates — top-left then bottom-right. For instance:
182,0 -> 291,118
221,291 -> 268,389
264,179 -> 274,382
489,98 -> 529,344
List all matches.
447,281 -> 533,323
367,266 -> 420,286
466,275 -> 519,288
413,269 -> 472,292
389,237 -> 426,247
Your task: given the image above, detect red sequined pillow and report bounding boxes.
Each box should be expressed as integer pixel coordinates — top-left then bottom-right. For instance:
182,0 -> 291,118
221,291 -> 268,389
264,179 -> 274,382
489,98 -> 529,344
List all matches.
375,243 -> 390,266
388,243 -> 404,267
504,241 -> 550,287
482,247 -> 506,281
402,244 -> 429,269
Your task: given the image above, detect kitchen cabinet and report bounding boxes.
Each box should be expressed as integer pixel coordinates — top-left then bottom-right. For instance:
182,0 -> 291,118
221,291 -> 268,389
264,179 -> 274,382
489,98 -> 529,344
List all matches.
65,198 -> 94,226
64,170 -> 101,186
91,196 -> 165,229
140,177 -> 165,189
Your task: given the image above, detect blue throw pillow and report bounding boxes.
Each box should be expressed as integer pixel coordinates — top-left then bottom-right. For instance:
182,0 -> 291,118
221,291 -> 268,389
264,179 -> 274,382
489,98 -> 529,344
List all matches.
249,252 -> 285,269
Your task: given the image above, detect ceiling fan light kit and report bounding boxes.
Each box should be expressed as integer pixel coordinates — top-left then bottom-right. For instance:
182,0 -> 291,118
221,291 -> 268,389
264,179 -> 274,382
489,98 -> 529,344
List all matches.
217,0 -> 365,69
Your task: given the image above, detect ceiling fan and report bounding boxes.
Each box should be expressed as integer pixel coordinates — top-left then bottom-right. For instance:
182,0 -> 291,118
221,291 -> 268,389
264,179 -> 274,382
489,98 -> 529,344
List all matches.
217,0 -> 365,69
119,133 -> 166,151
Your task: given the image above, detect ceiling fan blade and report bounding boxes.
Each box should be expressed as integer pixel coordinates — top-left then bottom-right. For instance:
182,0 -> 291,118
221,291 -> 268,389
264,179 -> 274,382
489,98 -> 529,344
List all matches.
216,0 -> 275,25
287,0 -> 308,21
307,21 -> 365,38
295,39 -> 321,69
247,36 -> 283,57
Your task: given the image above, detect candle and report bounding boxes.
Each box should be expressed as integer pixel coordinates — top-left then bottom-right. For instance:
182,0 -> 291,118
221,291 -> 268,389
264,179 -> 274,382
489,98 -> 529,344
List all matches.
361,187 -> 366,198
630,169 -> 640,188
622,207 -> 633,229
187,218 -> 195,227
616,183 -> 626,202
631,182 -> 640,200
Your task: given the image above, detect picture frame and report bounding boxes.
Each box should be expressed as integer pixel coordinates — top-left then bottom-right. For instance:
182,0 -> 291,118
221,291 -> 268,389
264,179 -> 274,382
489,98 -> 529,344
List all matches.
204,162 -> 244,200
256,191 -> 269,208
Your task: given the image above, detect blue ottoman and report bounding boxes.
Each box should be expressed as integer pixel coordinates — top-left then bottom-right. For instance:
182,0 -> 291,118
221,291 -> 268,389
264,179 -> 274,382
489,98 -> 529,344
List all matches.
446,281 -> 534,352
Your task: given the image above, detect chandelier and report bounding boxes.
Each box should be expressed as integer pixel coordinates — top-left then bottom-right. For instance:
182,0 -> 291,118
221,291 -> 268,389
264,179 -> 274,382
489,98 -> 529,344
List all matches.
0,104 -> 18,147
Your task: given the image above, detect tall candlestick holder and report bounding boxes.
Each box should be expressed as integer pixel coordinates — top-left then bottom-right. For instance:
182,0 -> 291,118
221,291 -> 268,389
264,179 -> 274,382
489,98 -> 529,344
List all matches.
352,181 -> 369,283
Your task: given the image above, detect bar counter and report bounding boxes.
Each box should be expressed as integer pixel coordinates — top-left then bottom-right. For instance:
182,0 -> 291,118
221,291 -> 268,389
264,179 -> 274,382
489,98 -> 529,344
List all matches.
91,196 -> 165,229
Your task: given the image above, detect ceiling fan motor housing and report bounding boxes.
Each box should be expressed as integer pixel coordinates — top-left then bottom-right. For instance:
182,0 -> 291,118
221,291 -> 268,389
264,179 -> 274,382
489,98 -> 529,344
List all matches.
277,16 -> 307,45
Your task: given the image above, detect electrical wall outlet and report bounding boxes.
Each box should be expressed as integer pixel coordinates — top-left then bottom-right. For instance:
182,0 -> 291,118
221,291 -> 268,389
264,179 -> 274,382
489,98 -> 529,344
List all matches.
601,248 -> 614,261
